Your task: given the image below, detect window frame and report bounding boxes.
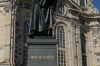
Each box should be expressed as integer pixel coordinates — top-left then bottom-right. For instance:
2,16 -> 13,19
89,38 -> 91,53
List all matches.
56,25 -> 66,66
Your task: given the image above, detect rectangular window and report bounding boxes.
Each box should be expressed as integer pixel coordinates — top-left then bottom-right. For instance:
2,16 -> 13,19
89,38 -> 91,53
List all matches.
81,34 -> 87,66
80,0 -> 85,7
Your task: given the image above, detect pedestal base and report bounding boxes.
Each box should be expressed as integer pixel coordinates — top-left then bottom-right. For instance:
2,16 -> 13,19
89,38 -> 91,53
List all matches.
27,36 -> 57,66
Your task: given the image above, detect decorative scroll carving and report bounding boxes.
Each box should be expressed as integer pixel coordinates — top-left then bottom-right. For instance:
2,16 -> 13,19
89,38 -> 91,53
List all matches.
91,26 -> 100,44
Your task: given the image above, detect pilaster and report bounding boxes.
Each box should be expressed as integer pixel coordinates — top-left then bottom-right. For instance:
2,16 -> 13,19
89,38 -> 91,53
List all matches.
89,25 -> 100,66
75,25 -> 82,66
71,23 -> 77,66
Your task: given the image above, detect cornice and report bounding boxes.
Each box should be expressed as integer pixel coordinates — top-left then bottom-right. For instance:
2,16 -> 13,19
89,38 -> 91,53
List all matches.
67,7 -> 100,19
69,8 -> 82,13
80,13 -> 100,19
54,13 -> 81,26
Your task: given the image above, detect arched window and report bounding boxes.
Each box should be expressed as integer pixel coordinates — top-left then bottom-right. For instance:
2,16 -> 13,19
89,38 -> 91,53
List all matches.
57,26 -> 66,66
57,26 -> 65,48
81,34 -> 87,66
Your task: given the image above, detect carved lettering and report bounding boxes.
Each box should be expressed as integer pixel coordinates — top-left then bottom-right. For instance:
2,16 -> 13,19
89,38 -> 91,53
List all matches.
31,56 -> 54,59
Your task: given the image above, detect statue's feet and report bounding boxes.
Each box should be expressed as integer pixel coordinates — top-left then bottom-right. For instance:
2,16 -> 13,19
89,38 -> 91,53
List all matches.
28,31 -> 35,38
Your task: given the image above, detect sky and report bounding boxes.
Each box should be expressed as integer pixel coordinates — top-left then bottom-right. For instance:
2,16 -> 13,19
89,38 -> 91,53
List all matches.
94,0 -> 100,13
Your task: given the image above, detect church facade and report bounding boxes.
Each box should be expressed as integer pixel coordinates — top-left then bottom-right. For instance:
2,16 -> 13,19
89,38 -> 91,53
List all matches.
0,0 -> 100,66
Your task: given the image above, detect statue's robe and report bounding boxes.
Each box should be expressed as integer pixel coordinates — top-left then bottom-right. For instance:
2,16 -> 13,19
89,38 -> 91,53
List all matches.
29,0 -> 57,33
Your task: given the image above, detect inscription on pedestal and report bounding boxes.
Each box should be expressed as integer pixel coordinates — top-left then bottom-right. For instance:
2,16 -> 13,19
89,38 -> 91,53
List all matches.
28,45 -> 57,66
27,37 -> 57,66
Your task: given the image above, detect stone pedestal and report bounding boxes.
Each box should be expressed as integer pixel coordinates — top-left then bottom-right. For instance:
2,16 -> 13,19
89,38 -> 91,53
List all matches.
27,36 -> 57,66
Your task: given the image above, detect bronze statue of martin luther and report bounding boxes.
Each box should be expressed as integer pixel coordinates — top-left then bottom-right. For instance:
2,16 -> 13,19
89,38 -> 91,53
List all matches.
29,0 -> 57,38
